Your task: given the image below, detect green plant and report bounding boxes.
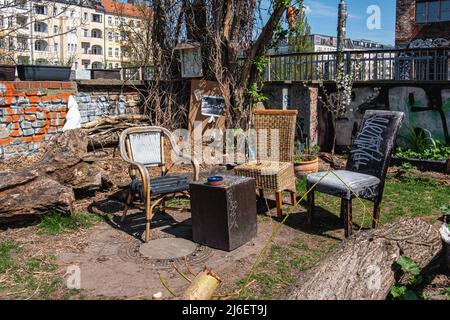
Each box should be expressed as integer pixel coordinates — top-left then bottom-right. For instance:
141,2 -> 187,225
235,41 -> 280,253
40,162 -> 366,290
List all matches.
37,212 -> 101,235
248,56 -> 269,106
390,256 -> 422,300
294,139 -> 320,163
395,127 -> 450,161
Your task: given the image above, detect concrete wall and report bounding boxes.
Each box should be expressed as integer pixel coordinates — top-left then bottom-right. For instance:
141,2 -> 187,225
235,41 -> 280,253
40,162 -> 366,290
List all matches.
262,81 -> 450,150
335,83 -> 450,148
0,80 -> 143,159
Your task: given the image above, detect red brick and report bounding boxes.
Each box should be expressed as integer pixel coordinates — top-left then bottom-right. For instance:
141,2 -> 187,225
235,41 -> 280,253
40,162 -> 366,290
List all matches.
29,82 -> 42,90
41,82 -> 62,89
13,82 -> 29,90
60,82 -> 74,89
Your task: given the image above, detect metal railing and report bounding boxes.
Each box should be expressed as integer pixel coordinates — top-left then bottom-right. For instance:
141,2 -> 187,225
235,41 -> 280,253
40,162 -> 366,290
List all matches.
263,48 -> 450,82
120,66 -> 155,81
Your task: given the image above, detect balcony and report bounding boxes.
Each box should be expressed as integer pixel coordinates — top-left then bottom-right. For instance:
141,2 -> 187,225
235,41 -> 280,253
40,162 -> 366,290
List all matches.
261,48 -> 450,82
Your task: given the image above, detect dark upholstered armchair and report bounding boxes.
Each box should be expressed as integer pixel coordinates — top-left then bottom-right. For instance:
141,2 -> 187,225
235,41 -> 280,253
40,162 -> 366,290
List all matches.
306,110 -> 405,237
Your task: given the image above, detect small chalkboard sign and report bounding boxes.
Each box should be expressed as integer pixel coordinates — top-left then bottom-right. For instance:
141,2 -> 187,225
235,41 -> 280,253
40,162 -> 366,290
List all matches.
201,96 -> 225,117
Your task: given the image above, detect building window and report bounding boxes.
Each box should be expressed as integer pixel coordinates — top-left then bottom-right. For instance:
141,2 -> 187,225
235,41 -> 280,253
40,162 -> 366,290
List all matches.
53,6 -> 57,16
114,32 -> 119,41
0,16 -> 3,27
53,25 -> 58,34
92,14 -> 102,23
108,47 -> 112,57
115,48 -> 119,57
34,40 -> 47,51
84,29 -> 88,37
115,17 -> 119,25
121,17 -> 126,25
121,31 -> 126,41
91,29 -> 102,38
34,22 -> 47,33
54,43 -> 58,52
35,5 -> 47,15
108,32 -> 113,41
416,0 -> 450,23
108,16 -> 112,25
84,12 -> 88,21
7,16 -> 13,28
92,45 -> 102,55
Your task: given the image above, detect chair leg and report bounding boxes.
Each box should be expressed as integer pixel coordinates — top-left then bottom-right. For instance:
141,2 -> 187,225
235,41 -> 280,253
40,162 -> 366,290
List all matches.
307,188 -> 315,225
144,187 -> 152,242
290,191 -> 297,206
373,201 -> 381,228
342,198 -> 353,238
259,188 -> 265,199
340,198 -> 345,222
275,192 -> 283,217
122,190 -> 134,222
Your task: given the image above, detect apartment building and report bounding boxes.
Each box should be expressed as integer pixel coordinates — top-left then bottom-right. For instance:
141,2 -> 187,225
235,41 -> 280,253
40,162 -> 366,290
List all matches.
103,0 -> 141,69
0,0 -> 143,70
270,34 -> 390,54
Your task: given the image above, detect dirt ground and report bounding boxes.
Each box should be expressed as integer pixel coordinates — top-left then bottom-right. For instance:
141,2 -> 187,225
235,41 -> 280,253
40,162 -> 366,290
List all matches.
0,149 -> 449,300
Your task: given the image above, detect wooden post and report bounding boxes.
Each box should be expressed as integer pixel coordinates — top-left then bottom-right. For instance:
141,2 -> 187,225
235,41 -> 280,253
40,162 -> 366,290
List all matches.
373,201 -> 381,228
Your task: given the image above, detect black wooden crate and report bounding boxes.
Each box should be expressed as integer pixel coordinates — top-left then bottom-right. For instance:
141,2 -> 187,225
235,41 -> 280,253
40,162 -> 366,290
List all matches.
189,176 -> 257,251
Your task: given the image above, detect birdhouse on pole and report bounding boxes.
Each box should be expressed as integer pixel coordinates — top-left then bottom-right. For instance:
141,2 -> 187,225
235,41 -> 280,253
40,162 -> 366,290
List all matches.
174,41 -> 203,78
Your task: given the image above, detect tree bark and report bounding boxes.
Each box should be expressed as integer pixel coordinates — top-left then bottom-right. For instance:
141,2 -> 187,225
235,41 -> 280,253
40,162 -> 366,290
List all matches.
283,218 -> 442,300
0,129 -> 103,222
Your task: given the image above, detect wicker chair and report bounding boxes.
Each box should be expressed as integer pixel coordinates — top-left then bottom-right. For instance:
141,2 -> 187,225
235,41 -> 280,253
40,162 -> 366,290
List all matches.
234,109 -> 298,216
119,126 -> 200,242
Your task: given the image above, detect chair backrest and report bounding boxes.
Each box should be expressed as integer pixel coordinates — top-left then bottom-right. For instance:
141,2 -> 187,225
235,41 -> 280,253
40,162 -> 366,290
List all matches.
251,109 -> 298,163
347,110 -> 404,180
125,129 -> 164,166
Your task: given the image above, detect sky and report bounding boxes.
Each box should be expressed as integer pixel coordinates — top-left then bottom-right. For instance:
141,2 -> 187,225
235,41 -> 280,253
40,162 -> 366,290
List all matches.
302,0 -> 396,45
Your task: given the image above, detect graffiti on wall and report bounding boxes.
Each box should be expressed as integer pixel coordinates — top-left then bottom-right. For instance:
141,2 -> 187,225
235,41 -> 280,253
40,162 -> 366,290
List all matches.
0,82 -> 141,159
0,82 -> 68,158
335,85 -> 450,148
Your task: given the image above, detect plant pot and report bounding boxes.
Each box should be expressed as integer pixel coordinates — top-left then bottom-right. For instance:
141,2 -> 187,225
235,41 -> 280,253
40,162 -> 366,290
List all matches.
17,65 -> 71,81
0,64 -> 16,81
90,69 -> 121,80
294,156 -> 319,177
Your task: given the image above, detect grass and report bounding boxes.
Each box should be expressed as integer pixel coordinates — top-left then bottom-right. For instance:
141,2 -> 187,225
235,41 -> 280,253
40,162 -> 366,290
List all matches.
236,170 -> 449,300
0,240 -> 84,299
37,212 -> 103,235
0,212 -> 101,299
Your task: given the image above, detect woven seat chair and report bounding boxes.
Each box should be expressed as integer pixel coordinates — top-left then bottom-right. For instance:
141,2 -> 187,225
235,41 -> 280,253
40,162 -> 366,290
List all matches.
234,109 -> 298,216
119,126 -> 199,242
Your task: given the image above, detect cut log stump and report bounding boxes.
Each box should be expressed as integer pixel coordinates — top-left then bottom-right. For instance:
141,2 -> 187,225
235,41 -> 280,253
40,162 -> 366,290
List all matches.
283,218 -> 442,300
0,129 -> 102,222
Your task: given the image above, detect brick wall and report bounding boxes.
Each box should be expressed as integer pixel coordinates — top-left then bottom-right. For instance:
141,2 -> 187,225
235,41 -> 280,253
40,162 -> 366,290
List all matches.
396,0 -> 450,47
0,81 -> 143,159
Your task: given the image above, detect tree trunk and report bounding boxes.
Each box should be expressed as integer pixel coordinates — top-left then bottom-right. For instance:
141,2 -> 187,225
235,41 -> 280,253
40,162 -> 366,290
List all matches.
0,129 -> 103,222
283,218 -> 442,300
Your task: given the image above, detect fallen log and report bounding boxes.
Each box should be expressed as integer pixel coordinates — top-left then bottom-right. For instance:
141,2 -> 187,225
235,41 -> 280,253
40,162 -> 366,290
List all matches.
182,267 -> 222,300
81,114 -> 150,149
284,218 -> 442,300
0,129 -> 102,221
